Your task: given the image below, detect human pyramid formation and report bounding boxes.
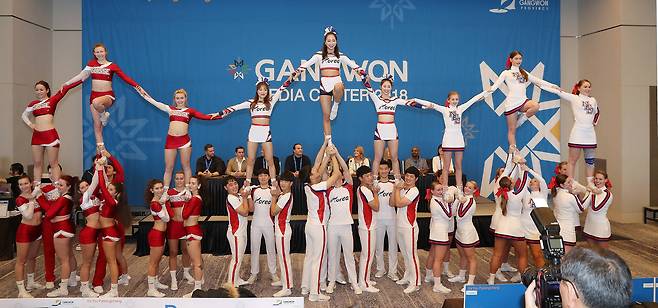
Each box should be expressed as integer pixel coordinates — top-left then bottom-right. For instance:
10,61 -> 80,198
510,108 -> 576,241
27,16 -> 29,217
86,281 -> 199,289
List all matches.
13,26 -> 613,302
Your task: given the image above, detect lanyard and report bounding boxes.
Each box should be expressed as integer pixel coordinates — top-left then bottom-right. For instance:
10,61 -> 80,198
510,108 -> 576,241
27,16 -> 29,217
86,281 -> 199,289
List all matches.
205,158 -> 212,171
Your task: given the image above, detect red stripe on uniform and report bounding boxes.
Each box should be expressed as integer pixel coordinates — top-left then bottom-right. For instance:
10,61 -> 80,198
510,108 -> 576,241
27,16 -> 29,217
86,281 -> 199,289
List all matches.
281,237 -> 291,288
591,191 -> 611,211
411,228 -> 419,286
364,230 -> 372,287
317,226 -> 326,293
231,236 -> 239,285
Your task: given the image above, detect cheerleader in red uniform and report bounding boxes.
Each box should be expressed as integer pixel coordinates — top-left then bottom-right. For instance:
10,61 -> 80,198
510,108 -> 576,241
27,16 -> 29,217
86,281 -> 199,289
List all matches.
96,170 -> 125,297
14,175 -> 44,298
77,161 -> 104,298
140,89 -> 221,190
183,176 -> 205,296
22,80 -> 80,185
62,43 -> 146,145
145,179 -> 173,297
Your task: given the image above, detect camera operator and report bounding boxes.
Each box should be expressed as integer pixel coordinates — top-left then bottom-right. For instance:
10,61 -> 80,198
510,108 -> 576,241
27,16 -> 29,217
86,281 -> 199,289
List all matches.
524,246 -> 632,308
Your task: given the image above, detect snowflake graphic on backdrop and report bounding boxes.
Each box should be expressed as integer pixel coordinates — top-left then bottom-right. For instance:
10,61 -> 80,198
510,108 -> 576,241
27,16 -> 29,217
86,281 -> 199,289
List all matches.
83,95 -> 161,165
369,0 -> 415,29
227,58 -> 250,80
461,116 -> 478,146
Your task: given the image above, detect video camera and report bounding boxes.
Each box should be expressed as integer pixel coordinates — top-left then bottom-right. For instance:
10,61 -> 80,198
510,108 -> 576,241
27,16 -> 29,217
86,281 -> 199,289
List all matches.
521,198 -> 564,308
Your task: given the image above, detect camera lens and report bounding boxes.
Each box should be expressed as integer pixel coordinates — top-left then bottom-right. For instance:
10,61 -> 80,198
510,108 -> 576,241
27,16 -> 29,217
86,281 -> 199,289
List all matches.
521,266 -> 538,287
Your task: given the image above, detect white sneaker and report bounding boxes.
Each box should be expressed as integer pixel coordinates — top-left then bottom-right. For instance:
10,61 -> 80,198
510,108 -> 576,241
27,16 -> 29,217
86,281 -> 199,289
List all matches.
100,111 -> 110,127
184,272 -> 195,285
510,273 -> 522,283
329,103 -> 339,121
388,273 -> 400,281
81,288 -> 99,298
396,278 -> 409,285
273,289 -> 292,297
352,284 -> 362,295
368,280 -> 377,286
26,281 -> 45,290
374,269 -> 386,278
424,274 -> 433,283
326,282 -> 335,294
336,277 -> 347,285
236,279 -> 248,287
495,271 -> 508,282
487,276 -> 495,285
320,282 -> 327,291
309,293 -> 330,302
46,287 -> 68,297
93,286 -> 104,294
448,275 -> 466,283
270,273 -> 281,286
45,281 -> 55,289
18,291 -> 33,298
403,285 -> 420,294
155,280 -> 168,290
300,287 -> 309,295
433,284 -> 451,294
118,274 -> 131,286
246,274 -> 257,285
100,290 -> 118,298
443,269 -> 456,278
500,263 -> 518,272
361,285 -> 380,293
170,279 -> 178,291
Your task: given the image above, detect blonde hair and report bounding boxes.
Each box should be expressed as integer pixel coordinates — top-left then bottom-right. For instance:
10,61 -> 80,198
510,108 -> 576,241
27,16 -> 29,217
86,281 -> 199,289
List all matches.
466,180 -> 478,191
447,91 -> 459,99
354,146 -> 365,157
173,89 -> 188,107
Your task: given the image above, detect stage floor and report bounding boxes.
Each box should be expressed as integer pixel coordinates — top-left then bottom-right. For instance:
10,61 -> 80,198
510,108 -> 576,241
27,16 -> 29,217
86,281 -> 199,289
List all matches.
0,221 -> 656,307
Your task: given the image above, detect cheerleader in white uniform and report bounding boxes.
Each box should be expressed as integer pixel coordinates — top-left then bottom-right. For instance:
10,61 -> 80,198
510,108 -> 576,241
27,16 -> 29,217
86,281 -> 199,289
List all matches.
523,168 -> 549,268
484,50 -> 560,148
550,174 -> 586,254
488,163 -> 531,285
373,161 -> 400,281
425,181 -> 453,293
270,172 -> 295,297
362,75 -> 421,180
292,26 -> 366,139
489,161 -> 521,280
220,78 -> 293,186
414,91 -> 485,190
541,80 -> 600,187
450,181 -> 480,291
391,167 -> 422,294
582,171 -> 614,249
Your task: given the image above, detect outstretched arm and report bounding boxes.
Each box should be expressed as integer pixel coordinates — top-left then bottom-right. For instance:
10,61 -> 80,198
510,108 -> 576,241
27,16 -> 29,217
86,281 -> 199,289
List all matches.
220,101 -> 251,118
140,93 -> 171,113
293,53 -> 322,77
334,147 -> 352,185
340,54 -> 366,76
189,108 -> 222,121
526,166 -> 548,193
270,78 -> 295,108
312,138 -> 330,172
64,67 -> 91,86
458,91 -> 486,112
528,73 -> 559,90
413,98 -> 447,113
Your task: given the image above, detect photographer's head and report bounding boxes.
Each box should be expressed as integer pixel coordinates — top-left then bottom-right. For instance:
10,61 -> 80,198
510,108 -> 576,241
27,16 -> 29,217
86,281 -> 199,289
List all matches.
526,246 -> 632,308
560,247 -> 631,308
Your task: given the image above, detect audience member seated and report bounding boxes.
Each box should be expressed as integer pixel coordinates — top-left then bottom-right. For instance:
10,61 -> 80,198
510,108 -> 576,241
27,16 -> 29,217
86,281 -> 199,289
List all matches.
347,145 -> 370,177
283,143 -> 311,178
404,146 -> 429,175
226,146 -> 247,177
196,143 -> 226,177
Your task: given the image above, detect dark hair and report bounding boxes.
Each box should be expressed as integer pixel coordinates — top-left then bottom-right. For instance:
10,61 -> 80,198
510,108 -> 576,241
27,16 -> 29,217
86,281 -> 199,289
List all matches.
47,164 -> 63,172
498,176 -> 512,215
379,160 -> 392,169
251,82 -> 271,111
59,175 -> 78,196
321,32 -> 340,60
436,144 -> 443,155
144,179 -> 163,205
92,43 -> 108,59
299,165 -> 312,183
224,175 -> 238,187
10,163 -> 24,175
235,146 -> 244,153
404,166 -> 420,179
561,247 -> 632,308
356,166 -> 372,179
293,143 -> 302,150
256,168 -> 269,176
572,79 -> 591,95
508,50 -> 529,81
380,78 -> 393,88
35,80 -> 51,98
430,180 -> 442,190
279,171 -> 295,183
18,174 -> 32,183
204,144 -> 214,151
550,174 -> 569,197
110,182 -> 131,226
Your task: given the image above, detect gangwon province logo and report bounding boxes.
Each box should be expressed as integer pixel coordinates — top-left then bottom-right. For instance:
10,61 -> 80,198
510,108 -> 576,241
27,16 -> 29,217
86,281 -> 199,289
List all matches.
227,58 -> 250,80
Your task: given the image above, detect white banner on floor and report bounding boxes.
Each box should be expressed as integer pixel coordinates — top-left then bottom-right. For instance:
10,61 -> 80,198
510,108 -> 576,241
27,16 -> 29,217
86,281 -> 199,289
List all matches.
0,297 -> 304,308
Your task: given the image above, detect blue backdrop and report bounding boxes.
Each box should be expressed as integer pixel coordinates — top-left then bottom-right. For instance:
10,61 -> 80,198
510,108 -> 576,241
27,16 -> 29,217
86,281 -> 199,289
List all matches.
81,0 -> 561,205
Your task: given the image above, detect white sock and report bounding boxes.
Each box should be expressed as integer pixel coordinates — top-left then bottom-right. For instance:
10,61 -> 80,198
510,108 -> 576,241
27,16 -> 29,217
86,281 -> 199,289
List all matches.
110,283 -> 118,292
426,268 -> 433,277
69,271 -> 77,280
147,276 -> 156,290
60,279 -> 69,289
488,273 -> 496,283
16,280 -> 27,292
81,281 -> 89,288
457,269 -> 467,277
443,262 -> 450,272
184,267 -> 191,276
194,280 -> 202,290
467,274 -> 476,284
170,271 -> 177,281
27,273 -> 36,285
